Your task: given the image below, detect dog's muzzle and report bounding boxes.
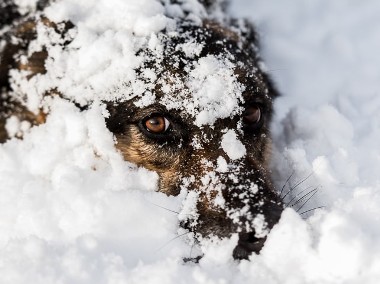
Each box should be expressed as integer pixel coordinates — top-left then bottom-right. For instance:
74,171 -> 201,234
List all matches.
180,158 -> 284,260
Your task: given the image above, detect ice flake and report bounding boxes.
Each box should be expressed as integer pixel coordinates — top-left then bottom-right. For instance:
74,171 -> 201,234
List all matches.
178,190 -> 199,228
252,214 -> 269,238
176,40 -> 204,58
134,91 -> 156,107
221,129 -> 246,160
216,156 -> 228,172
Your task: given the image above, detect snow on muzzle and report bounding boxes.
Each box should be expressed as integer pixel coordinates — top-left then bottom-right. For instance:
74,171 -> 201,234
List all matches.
179,157 -> 284,260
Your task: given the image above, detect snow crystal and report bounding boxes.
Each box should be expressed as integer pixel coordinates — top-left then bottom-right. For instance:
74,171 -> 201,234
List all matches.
251,214 -> 269,238
221,129 -> 246,160
14,0 -> 39,15
216,156 -> 228,172
199,234 -> 238,266
178,190 -> 199,226
176,40 -> 204,58
4,115 -> 29,138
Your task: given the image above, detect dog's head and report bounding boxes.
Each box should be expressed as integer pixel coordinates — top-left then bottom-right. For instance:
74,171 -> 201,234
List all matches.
106,19 -> 283,259
0,0 -> 283,259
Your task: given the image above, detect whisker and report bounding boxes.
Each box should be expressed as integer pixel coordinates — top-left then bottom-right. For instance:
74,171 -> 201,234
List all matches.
267,68 -> 289,73
280,170 -> 295,197
281,172 -> 313,201
296,188 -> 319,213
285,186 -> 313,207
189,243 -> 195,258
289,187 -> 318,208
299,206 -> 325,216
149,202 -> 180,215
143,197 -> 179,215
155,231 -> 192,253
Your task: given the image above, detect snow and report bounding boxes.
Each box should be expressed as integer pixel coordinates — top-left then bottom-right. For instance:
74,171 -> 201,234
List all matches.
186,56 -> 245,126
221,129 -> 246,160
1,0 -> 380,283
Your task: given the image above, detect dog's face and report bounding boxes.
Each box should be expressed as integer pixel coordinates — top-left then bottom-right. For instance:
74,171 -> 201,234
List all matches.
106,20 -> 283,259
0,0 -> 283,260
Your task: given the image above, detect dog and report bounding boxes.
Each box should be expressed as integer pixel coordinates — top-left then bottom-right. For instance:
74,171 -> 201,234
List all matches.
0,0 -> 283,259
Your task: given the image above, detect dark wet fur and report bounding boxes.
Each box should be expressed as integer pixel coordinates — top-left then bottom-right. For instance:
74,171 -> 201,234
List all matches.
0,0 -> 283,260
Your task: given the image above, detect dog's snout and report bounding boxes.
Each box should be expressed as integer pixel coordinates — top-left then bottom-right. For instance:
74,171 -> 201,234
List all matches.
233,232 -> 266,260
180,160 -> 284,260
232,201 -> 283,259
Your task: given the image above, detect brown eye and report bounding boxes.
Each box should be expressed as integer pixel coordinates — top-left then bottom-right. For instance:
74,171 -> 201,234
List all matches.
243,105 -> 261,125
144,116 -> 171,133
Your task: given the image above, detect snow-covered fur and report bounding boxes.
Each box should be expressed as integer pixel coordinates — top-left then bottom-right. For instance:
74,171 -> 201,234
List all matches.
0,0 -> 282,260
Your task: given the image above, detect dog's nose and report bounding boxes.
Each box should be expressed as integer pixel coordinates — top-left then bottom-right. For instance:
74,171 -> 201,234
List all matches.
232,202 -> 284,260
232,232 -> 266,259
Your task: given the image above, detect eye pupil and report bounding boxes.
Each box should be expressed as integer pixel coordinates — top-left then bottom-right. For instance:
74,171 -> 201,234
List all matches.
144,116 -> 170,133
243,106 -> 261,124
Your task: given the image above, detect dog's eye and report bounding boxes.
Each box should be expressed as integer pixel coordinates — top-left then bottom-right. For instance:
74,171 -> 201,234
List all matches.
144,116 -> 171,134
243,105 -> 261,125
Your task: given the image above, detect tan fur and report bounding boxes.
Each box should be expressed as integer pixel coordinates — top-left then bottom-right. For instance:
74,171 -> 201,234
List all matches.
114,127 -> 182,195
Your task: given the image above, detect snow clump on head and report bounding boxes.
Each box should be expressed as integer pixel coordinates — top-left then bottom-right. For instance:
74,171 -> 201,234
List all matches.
8,0 -> 249,129
161,55 -> 245,126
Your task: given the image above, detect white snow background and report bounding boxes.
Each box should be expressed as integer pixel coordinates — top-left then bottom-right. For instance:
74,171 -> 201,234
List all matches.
1,0 -> 380,283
